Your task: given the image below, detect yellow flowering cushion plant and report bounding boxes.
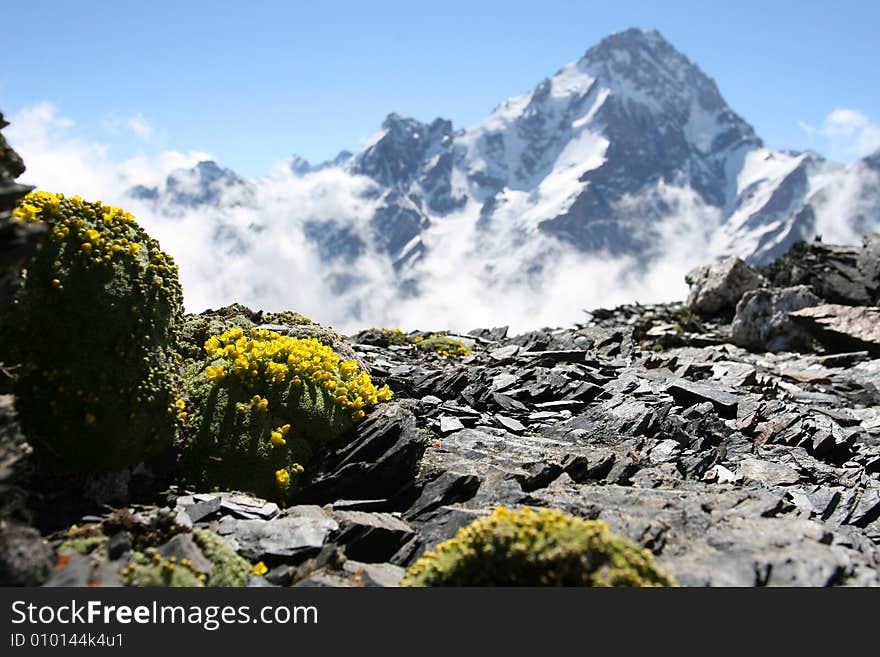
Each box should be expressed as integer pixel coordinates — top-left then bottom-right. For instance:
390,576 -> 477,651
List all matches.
179,327 -> 392,499
8,192 -> 184,473
401,506 -> 676,587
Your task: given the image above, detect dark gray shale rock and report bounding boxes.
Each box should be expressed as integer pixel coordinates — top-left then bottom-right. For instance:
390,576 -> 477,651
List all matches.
789,305 -> 880,357
762,233 -> 880,306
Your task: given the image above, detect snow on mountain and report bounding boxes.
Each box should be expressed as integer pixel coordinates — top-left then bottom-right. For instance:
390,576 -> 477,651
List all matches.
124,28 -> 880,331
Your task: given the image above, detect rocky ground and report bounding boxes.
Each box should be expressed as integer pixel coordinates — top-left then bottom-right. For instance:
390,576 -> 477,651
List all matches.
1,233 -> 879,587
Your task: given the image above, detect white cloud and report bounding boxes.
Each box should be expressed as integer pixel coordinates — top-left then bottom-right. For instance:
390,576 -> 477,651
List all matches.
102,112 -> 154,140
800,108 -> 880,163
126,113 -> 153,139
4,101 -> 721,335
7,103 -> 209,200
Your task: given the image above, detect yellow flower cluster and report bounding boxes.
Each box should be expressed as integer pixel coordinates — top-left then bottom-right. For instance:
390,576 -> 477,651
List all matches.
401,506 -> 676,587
270,423 -> 291,446
174,398 -> 188,420
203,328 -> 392,420
275,463 -> 303,487
11,191 -> 177,281
433,346 -> 470,358
418,334 -> 471,358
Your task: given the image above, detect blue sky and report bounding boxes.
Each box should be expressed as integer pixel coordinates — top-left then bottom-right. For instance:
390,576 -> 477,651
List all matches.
2,0 -> 879,176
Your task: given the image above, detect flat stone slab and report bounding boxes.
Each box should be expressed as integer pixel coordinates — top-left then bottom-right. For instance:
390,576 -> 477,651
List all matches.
439,415 -> 465,434
216,514 -> 338,561
790,305 -> 880,356
665,379 -> 740,419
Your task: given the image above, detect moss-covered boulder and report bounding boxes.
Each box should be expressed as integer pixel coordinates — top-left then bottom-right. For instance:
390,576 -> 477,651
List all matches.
8,191 -> 183,473
179,327 -> 393,499
192,528 -> 251,587
417,332 -> 470,358
400,506 -> 675,587
122,551 -> 206,587
120,529 -> 250,588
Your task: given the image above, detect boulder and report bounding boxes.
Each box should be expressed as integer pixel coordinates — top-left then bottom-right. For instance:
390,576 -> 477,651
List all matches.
731,285 -> 821,352
686,257 -> 766,316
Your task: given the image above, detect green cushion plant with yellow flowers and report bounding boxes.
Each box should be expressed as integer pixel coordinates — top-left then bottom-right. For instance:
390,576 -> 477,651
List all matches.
400,506 -> 675,587
8,191 -> 184,473
179,327 -> 393,499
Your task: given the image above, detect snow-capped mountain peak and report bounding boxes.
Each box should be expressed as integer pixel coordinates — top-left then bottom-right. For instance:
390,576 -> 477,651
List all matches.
124,28 -> 879,331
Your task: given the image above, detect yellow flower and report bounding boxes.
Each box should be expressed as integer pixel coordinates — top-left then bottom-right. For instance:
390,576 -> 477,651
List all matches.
270,431 -> 286,446
84,413 -> 96,425
81,242 -> 92,253
85,228 -> 101,242
205,365 -> 226,382
175,399 -> 186,410
127,243 -> 141,255
275,468 -> 290,486
251,561 -> 268,577
12,203 -> 40,222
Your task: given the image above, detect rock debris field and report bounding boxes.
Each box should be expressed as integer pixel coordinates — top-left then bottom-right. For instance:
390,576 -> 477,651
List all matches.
2,233 -> 880,587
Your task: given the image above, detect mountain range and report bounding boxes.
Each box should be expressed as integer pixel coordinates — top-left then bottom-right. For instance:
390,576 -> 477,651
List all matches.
125,28 -> 880,329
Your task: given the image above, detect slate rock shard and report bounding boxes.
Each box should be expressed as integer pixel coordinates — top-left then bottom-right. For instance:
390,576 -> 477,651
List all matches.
789,305 -> 880,356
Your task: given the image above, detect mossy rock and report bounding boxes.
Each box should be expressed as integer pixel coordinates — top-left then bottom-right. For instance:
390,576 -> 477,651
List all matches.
192,529 -> 250,587
9,192 -> 183,473
261,310 -> 313,326
57,535 -> 107,556
401,506 -> 675,587
179,311 -> 255,361
417,333 -> 471,357
381,327 -> 411,346
122,550 -> 206,587
121,530 -> 248,588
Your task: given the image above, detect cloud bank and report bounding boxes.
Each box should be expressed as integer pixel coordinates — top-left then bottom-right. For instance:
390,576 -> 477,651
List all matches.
7,102 -> 874,335
800,108 -> 880,163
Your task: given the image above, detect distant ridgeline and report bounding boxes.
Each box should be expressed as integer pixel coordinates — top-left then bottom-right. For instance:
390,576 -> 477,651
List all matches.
124,28 -> 878,311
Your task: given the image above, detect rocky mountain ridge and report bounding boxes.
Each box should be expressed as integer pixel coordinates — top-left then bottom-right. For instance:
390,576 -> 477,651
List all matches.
128,28 -> 880,304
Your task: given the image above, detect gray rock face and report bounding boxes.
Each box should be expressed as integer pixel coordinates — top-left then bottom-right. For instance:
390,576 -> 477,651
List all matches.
129,160 -> 251,208
686,257 -> 767,316
0,524 -> 54,586
216,511 -> 338,562
789,305 -> 880,356
293,400 -> 426,503
731,286 -> 822,352
157,534 -> 213,576
0,112 -> 40,314
762,233 -> 880,306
